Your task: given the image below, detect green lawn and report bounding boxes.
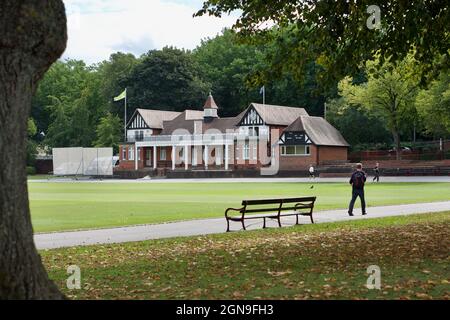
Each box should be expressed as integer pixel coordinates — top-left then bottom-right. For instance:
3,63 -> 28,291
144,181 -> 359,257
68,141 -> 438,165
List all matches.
42,212 -> 450,300
29,181 -> 450,232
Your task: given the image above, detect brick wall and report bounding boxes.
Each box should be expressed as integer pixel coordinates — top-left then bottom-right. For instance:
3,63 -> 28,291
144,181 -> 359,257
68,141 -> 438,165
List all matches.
318,146 -> 348,164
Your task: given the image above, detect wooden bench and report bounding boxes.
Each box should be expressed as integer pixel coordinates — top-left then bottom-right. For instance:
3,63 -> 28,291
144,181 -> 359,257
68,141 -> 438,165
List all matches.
225,197 -> 316,232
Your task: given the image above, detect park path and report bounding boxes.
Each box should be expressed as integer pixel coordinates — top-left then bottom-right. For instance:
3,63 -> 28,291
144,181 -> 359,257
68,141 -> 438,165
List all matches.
34,201 -> 450,250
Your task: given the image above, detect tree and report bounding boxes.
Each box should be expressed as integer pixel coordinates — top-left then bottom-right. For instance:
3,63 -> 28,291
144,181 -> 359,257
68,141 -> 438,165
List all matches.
338,55 -> 420,159
98,52 -> 139,118
95,113 -> 123,153
326,98 -> 391,148
123,47 -> 210,114
27,118 -> 38,167
193,29 -> 336,116
415,71 -> 450,139
0,1 -> 67,299
196,0 -> 449,86
43,60 -> 108,148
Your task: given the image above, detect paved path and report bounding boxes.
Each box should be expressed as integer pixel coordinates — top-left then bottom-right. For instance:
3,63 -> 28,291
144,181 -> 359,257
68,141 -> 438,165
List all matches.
29,176 -> 450,184
34,201 -> 450,250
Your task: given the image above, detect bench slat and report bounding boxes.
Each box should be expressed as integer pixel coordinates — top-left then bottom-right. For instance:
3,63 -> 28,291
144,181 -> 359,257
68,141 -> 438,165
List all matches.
242,197 -> 316,206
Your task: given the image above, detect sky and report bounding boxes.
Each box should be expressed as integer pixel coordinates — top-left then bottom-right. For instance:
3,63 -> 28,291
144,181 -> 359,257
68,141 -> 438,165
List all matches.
64,0 -> 238,64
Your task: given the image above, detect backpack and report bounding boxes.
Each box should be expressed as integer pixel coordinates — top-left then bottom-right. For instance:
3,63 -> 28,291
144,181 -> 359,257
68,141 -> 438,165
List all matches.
353,172 -> 365,188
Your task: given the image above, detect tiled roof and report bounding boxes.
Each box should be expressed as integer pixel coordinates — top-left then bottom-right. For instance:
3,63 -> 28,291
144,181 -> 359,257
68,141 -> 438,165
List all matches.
284,116 -> 350,147
237,103 -> 309,126
134,109 -> 181,129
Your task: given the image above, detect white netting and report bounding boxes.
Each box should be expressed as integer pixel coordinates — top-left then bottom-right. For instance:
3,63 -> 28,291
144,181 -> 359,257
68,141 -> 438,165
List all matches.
52,147 -> 113,176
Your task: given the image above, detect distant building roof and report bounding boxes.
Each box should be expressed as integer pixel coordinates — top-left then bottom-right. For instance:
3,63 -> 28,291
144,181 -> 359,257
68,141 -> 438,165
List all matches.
238,103 -> 309,126
284,116 -> 350,147
134,109 -> 181,129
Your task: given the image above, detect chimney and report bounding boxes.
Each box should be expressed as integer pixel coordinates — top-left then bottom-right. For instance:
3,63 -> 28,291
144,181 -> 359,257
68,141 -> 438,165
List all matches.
203,92 -> 218,122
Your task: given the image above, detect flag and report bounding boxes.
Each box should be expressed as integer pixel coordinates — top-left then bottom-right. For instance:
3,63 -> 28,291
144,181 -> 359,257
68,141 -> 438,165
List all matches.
114,89 -> 127,102
259,86 -> 265,95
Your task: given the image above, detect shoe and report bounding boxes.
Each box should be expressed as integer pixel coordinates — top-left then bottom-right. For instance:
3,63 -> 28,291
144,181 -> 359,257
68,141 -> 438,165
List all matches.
348,212 -> 354,216
362,212 -> 367,216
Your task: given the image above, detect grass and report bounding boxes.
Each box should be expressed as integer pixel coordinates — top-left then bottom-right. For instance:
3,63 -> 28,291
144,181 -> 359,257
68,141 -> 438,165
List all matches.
41,211 -> 450,300
29,181 -> 450,232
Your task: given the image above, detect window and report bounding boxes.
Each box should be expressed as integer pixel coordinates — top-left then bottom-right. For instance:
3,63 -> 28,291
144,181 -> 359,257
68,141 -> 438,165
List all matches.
128,146 -> 134,161
137,148 -> 141,161
122,147 -> 127,160
160,148 -> 167,161
281,145 -> 311,156
134,130 -> 144,141
243,143 -> 250,160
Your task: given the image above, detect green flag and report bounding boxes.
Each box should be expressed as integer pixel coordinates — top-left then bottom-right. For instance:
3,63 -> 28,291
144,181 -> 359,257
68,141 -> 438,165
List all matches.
114,89 -> 126,102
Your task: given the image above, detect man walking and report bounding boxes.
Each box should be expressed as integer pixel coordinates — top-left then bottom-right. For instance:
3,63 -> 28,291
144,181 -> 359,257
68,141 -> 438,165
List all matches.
373,162 -> 380,182
348,163 -> 367,216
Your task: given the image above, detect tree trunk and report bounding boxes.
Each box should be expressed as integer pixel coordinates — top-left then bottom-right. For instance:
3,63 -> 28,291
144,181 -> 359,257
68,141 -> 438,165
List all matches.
392,129 -> 401,160
0,1 -> 67,299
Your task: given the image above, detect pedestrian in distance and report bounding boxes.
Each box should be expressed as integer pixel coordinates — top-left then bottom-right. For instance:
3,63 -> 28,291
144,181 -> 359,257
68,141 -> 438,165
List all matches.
309,164 -> 315,189
373,162 -> 380,182
348,163 -> 367,216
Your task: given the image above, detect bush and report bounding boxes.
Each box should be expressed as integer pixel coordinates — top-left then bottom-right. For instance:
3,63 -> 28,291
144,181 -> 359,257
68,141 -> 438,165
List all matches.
26,166 -> 36,175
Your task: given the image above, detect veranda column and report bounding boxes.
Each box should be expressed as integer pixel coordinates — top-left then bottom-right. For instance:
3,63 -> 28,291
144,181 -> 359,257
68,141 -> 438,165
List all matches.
204,145 -> 209,170
172,146 -> 176,170
184,145 -> 189,170
135,144 -> 138,171
153,146 -> 157,169
225,144 -> 229,170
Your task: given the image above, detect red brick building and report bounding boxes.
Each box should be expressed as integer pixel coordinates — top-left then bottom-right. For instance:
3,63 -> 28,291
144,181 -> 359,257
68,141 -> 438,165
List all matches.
118,95 -> 349,173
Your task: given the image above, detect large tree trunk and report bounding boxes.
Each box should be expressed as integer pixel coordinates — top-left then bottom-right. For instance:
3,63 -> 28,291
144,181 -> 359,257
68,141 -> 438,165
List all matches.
0,1 -> 67,299
392,129 -> 402,160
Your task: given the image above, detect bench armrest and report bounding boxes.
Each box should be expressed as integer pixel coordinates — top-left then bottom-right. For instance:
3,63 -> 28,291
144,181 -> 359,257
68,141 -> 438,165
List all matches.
225,207 -> 245,218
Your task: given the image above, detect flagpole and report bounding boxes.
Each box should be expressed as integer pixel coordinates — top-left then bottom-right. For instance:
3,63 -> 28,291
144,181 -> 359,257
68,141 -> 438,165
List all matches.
124,88 -> 127,141
263,87 -> 265,105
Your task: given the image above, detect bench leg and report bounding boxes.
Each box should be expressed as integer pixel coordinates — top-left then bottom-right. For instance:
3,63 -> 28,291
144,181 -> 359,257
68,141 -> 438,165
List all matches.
310,214 -> 314,224
278,217 -> 282,228
241,220 -> 246,231
296,214 -> 299,225
263,217 -> 266,229
226,219 -> 230,232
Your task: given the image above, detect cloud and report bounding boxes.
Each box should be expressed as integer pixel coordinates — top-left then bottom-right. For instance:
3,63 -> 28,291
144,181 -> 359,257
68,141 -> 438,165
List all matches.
63,0 -> 238,64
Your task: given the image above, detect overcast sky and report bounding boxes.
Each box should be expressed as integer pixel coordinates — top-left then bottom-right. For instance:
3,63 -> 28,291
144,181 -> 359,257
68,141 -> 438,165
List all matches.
63,0 -> 238,64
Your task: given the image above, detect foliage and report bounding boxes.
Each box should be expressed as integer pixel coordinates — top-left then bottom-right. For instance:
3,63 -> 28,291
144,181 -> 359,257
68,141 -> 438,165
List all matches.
193,29 -> 263,116
123,47 -> 210,114
337,55 -> 421,158
95,113 -> 123,153
43,60 -> 108,148
415,71 -> 450,138
196,0 -> 449,87
26,118 -> 38,167
326,98 -> 391,148
97,52 -> 139,117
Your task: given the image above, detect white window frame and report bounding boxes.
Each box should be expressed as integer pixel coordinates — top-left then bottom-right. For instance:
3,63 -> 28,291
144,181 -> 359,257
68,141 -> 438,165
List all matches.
281,145 -> 311,156
122,147 -> 127,160
243,143 -> 250,160
160,148 -> 167,161
128,146 -> 135,161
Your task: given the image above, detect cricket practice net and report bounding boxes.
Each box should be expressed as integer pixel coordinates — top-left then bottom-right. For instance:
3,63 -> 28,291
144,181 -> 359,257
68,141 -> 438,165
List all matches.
52,147 -> 113,176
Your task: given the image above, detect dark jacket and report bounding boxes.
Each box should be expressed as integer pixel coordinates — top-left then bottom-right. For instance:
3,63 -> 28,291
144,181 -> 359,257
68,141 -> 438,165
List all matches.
350,170 -> 367,190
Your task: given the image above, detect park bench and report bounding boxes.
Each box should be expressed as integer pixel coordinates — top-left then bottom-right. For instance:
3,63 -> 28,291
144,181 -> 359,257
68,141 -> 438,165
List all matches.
225,196 -> 317,232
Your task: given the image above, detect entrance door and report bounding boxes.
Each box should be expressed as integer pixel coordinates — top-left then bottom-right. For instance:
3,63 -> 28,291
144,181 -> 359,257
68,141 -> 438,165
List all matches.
145,149 -> 152,167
